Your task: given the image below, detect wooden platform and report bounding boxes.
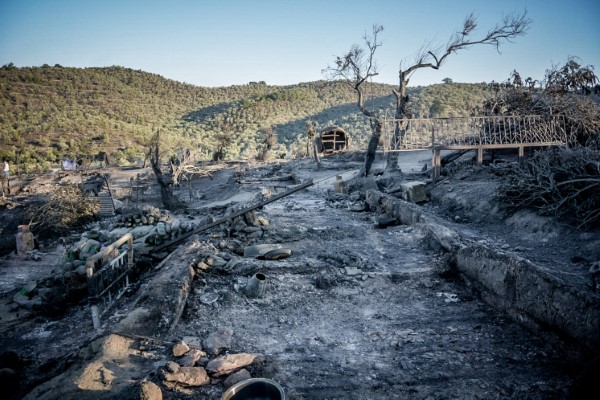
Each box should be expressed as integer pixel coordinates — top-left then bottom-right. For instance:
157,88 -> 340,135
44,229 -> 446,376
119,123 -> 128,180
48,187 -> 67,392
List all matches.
432,141 -> 565,179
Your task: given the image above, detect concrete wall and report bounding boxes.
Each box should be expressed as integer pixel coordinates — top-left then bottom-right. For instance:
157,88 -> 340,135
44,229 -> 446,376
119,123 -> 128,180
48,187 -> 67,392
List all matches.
366,190 -> 600,350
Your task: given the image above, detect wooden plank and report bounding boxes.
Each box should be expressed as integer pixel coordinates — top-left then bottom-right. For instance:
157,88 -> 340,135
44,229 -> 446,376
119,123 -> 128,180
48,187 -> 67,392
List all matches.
436,141 -> 564,151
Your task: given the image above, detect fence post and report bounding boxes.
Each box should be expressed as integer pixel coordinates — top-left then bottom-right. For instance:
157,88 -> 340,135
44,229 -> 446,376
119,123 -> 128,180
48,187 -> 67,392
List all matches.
86,259 -> 101,330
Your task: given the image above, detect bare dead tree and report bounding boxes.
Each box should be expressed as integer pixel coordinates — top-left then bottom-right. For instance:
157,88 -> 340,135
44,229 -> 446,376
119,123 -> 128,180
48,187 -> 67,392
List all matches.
324,11 -> 531,176
324,24 -> 384,176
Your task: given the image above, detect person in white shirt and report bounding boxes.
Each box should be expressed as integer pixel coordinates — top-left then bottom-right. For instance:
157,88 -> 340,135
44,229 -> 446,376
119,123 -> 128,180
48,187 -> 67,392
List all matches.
2,160 -> 9,196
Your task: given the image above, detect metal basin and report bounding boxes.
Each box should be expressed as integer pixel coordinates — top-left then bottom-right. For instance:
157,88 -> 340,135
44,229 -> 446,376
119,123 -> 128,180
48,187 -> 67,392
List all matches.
221,378 -> 285,400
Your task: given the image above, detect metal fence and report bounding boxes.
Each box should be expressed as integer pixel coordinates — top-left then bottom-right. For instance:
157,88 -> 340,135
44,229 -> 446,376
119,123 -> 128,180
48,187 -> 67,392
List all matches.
85,233 -> 134,329
381,115 -> 571,151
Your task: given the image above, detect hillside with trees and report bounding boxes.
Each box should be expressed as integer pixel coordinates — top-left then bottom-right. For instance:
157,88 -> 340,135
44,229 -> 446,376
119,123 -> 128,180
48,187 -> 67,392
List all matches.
0,64 -> 493,172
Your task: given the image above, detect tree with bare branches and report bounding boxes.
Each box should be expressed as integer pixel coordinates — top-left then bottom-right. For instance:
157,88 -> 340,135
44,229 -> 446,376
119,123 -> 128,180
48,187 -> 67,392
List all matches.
149,130 -> 212,210
324,11 -> 531,176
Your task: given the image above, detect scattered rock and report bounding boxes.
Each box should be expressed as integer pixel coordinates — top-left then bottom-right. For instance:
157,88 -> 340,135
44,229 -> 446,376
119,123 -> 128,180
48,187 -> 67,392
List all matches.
224,368 -> 252,388
182,336 -> 203,348
344,266 -> 362,276
202,327 -> 234,356
206,353 -> 262,377
257,216 -> 270,226
172,341 -> 190,357
162,364 -> 210,386
139,379 -> 162,400
179,348 -> 206,367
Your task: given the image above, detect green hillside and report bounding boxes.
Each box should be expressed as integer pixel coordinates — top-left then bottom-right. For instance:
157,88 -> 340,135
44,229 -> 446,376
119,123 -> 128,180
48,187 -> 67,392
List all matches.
0,64 -> 493,171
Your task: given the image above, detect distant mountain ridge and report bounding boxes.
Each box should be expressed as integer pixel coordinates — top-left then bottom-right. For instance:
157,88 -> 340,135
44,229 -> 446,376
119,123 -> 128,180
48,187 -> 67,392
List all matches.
0,64 -> 493,171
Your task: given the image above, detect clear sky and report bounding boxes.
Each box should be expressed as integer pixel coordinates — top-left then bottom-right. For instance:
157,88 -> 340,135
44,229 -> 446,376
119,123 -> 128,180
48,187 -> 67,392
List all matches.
1,0 -> 598,88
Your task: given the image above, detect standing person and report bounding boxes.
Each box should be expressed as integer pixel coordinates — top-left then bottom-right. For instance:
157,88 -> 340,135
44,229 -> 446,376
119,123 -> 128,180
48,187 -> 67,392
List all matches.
1,160 -> 8,196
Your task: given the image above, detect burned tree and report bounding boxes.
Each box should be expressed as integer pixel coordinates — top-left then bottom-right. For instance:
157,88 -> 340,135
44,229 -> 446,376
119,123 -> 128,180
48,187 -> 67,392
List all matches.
149,130 -> 182,210
325,12 -> 530,175
257,126 -> 278,161
149,131 -> 212,210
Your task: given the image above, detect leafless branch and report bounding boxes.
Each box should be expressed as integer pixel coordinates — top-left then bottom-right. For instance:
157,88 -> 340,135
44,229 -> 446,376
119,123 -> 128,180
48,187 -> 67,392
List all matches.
402,11 -> 530,78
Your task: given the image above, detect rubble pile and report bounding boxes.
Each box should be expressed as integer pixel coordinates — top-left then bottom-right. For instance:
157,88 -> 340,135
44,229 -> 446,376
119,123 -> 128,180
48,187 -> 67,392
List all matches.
219,207 -> 270,242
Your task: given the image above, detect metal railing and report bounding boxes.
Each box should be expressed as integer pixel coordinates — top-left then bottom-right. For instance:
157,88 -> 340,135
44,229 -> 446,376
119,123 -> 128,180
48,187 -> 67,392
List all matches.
381,115 -> 571,151
85,233 -> 134,329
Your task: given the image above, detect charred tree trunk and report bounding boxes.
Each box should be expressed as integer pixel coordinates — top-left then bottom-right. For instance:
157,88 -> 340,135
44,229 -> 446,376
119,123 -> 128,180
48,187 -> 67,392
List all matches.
149,131 -> 184,211
386,74 -> 409,173
362,117 -> 383,176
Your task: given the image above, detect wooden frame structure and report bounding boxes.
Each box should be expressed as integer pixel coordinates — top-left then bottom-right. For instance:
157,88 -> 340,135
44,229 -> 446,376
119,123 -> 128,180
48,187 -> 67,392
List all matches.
86,233 -> 134,329
380,115 -> 570,179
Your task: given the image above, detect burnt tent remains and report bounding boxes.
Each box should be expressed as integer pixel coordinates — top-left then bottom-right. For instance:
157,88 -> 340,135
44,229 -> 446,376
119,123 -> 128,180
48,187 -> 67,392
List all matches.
317,126 -> 349,154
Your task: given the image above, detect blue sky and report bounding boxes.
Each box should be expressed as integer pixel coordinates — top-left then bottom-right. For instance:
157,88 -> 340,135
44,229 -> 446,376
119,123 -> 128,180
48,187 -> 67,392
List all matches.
1,0 -> 598,87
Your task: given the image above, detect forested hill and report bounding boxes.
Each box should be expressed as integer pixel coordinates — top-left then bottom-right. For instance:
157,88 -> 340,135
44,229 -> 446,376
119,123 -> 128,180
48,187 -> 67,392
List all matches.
0,65 -> 493,171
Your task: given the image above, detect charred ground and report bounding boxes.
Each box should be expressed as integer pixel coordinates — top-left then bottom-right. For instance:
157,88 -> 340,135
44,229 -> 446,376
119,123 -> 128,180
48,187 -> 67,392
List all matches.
0,150 -> 598,399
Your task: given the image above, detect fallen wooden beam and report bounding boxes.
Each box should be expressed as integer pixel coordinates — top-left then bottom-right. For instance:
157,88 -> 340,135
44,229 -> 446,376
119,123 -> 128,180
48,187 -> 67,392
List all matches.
148,179 -> 314,253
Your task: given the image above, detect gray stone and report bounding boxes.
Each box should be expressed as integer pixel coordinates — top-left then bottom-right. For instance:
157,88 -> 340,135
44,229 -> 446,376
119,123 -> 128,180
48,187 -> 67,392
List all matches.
397,181 -> 428,203
182,336 -> 203,348
349,201 -> 367,212
156,222 -> 166,236
108,227 -> 131,242
223,369 -> 252,388
130,225 -> 155,239
179,349 -> 206,367
202,327 -> 233,356
79,239 -> 101,259
344,267 -> 362,276
76,265 -> 87,276
206,256 -> 227,268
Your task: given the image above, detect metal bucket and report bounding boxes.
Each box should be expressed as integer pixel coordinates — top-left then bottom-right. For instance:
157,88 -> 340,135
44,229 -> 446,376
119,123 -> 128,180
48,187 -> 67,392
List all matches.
221,378 -> 285,400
